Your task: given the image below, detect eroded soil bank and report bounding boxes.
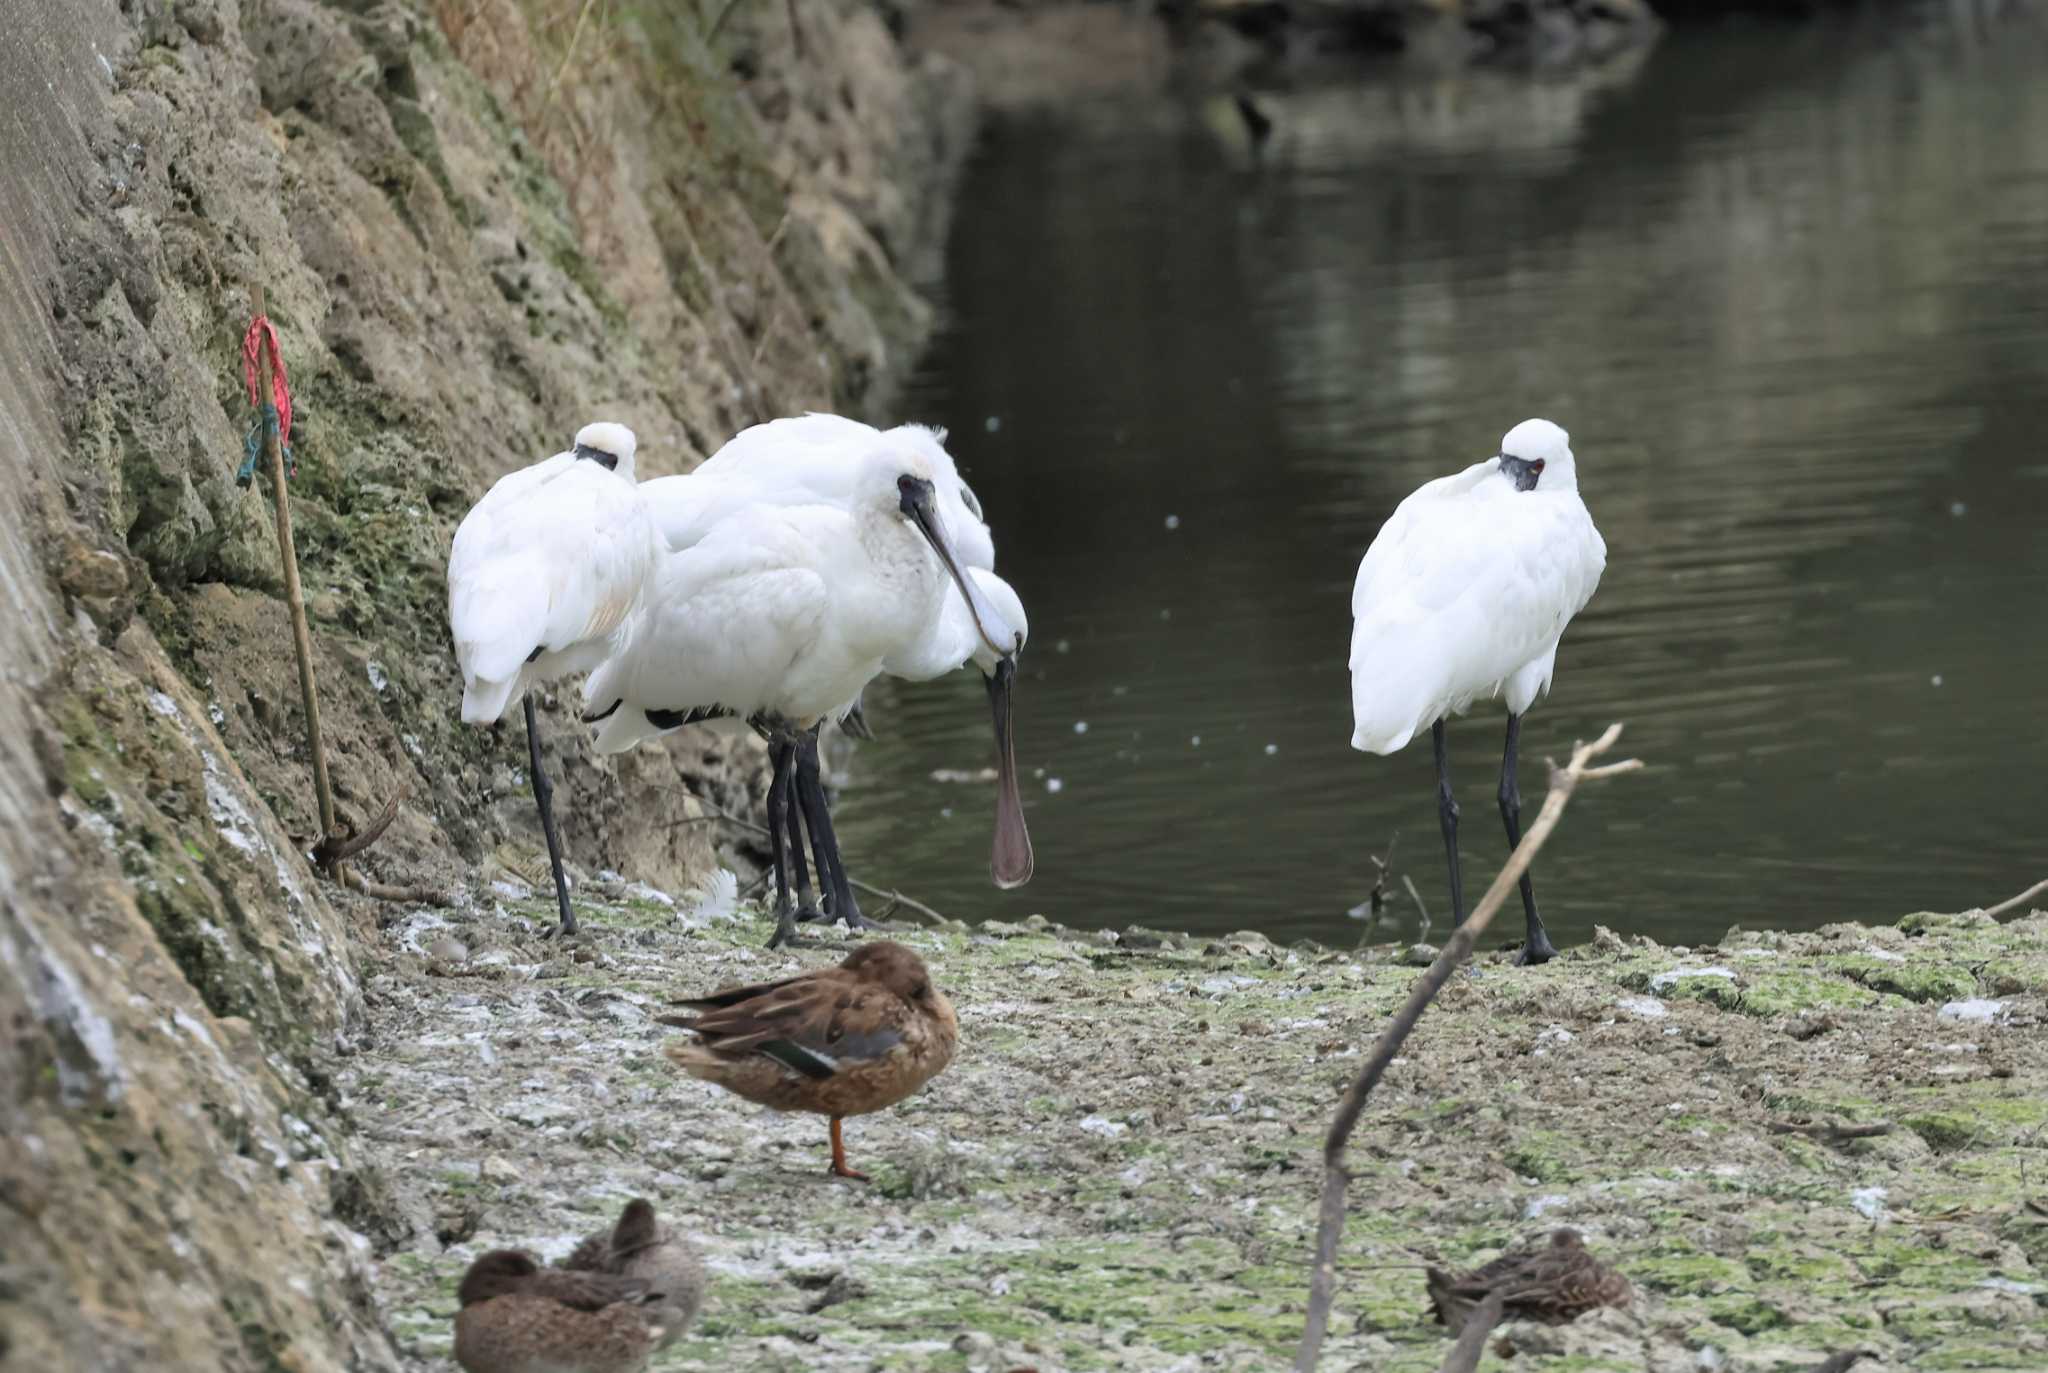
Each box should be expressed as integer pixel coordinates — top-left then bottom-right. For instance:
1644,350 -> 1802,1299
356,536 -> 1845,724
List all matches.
361,891 -> 2048,1371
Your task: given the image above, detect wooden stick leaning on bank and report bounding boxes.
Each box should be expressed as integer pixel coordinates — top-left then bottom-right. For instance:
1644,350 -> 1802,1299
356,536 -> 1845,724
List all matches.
1292,723 -> 1644,1372
245,287 -> 447,907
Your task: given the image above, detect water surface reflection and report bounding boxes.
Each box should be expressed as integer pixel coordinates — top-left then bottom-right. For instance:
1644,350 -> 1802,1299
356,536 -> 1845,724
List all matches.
837,13 -> 2048,946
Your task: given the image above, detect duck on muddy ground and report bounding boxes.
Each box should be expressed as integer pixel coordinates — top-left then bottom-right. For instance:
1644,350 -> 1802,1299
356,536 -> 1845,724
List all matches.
451,1247 -> 671,1373
1426,1227 -> 1632,1334
657,940 -> 959,1181
560,1198 -> 706,1352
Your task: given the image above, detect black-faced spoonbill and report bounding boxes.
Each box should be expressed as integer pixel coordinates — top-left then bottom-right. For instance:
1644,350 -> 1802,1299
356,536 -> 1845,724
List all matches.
629,415 -> 1028,936
447,421 -> 659,936
1348,418 -> 1606,964
583,444 -> 1025,949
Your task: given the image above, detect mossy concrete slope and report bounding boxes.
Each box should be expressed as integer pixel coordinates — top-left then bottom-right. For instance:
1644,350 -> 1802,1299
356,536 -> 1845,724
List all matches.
2,0 -> 970,1367
361,894 -> 2048,1372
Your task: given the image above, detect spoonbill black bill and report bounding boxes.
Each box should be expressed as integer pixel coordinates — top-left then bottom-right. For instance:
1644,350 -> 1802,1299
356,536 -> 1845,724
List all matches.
1348,418 -> 1606,964
447,420 -> 658,936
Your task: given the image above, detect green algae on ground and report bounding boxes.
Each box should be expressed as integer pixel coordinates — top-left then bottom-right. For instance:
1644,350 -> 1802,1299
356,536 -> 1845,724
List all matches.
354,898 -> 2048,1372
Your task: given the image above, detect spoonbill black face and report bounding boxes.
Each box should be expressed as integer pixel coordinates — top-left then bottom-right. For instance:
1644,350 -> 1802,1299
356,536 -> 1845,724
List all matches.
1498,454 -> 1546,491
896,471 -> 1034,889
571,420 -> 637,476
896,475 -> 1019,659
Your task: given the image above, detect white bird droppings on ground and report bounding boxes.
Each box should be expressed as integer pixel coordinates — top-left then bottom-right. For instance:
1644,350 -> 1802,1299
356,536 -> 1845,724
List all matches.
1650,966 -> 1737,993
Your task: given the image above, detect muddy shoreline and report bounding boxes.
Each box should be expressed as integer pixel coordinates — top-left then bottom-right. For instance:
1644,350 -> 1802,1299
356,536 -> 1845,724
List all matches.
361,889 -> 2048,1372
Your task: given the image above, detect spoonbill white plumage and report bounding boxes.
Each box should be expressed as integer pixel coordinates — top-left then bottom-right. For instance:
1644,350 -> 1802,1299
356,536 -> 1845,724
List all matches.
447,420 -> 658,936
641,413 -> 995,572
1348,418 -> 1606,964
627,414 -> 1023,937
582,444 -> 1026,949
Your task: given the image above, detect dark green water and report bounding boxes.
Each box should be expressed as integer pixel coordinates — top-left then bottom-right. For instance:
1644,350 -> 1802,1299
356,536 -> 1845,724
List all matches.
835,10 -> 2048,948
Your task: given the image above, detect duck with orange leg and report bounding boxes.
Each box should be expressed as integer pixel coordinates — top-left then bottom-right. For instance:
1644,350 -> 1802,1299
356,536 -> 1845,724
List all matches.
659,941 -> 958,1181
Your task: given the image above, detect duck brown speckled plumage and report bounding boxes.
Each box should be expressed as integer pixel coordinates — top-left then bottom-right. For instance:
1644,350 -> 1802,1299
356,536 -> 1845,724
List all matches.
659,940 -> 958,1180
1426,1228 -> 1631,1334
452,1248 -> 665,1373
560,1198 -> 705,1348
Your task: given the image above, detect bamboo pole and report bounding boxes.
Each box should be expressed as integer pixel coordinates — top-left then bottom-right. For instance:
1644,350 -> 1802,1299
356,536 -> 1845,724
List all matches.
249,285 -> 342,880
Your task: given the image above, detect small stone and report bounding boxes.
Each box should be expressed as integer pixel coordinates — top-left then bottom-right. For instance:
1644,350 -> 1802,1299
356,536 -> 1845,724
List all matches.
1401,943 -> 1440,967
426,935 -> 468,963
480,1155 -> 521,1185
56,537 -> 129,598
953,1331 -> 997,1357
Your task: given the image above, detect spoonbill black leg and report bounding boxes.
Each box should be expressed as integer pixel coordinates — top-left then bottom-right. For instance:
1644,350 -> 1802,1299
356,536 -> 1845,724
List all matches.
783,763 -> 823,921
764,738 -> 801,949
1432,718 -> 1463,932
522,692 -> 577,938
795,738 -> 837,923
1499,713 -> 1559,965
793,732 -> 891,935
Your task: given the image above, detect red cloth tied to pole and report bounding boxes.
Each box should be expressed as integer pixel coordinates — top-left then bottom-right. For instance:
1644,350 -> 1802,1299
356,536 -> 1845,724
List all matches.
240,315 -> 293,450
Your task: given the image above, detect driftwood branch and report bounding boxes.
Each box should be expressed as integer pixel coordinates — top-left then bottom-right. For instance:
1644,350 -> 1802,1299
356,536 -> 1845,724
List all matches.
311,794 -> 400,867
1768,1119 -> 1894,1145
338,865 -> 452,907
1983,876 -> 2048,920
1293,723 -> 1642,1372
1437,1290 -> 1505,1373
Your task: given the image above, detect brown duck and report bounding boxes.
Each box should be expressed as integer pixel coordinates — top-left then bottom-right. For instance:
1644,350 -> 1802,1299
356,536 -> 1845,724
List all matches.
660,940 -> 958,1180
452,1249 -> 666,1373
1427,1228 -> 1631,1335
560,1198 -> 705,1348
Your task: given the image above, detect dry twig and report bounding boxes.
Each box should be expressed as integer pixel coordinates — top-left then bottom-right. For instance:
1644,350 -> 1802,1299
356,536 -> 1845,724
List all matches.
1983,876 -> 2048,920
1768,1119 -> 1894,1145
1292,723 -> 1643,1371
340,866 -> 452,907
311,794 -> 401,867
539,0 -> 602,126
1437,1291 -> 1504,1373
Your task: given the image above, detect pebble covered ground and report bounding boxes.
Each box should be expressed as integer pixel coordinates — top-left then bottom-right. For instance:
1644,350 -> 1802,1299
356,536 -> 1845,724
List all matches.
351,882 -> 2048,1372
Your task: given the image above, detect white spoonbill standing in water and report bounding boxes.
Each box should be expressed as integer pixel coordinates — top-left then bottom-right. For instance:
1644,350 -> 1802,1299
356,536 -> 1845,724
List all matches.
1349,418 -> 1605,964
447,421 -> 660,936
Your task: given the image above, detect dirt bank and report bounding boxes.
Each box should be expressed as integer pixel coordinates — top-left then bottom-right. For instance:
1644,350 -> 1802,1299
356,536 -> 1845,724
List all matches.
363,892 -> 2048,1371
1,0 -> 971,1366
